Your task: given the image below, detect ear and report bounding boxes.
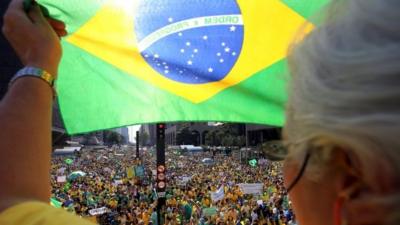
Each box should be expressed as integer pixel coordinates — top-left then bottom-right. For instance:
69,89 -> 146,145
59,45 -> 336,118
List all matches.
331,148 -> 363,200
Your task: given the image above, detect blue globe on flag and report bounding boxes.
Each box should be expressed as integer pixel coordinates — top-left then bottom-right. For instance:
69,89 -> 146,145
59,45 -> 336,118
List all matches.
134,0 -> 244,84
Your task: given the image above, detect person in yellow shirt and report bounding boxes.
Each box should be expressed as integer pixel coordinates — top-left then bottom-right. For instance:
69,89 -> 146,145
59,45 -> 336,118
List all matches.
142,210 -> 150,225
108,198 -> 118,209
202,198 -> 210,208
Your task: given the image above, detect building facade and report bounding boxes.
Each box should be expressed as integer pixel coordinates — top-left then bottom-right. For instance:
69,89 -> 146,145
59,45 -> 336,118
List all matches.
113,127 -> 130,144
246,124 -> 281,146
139,124 -> 157,146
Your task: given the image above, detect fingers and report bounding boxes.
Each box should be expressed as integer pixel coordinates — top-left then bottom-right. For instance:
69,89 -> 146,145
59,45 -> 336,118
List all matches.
2,0 -> 31,42
28,5 -> 68,38
28,4 -> 46,24
3,0 -> 31,29
47,18 -> 68,37
8,0 -> 25,10
48,18 -> 66,30
54,29 -> 68,38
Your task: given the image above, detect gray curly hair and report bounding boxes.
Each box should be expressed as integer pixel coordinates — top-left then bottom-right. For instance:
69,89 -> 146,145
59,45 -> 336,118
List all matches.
286,0 -> 400,224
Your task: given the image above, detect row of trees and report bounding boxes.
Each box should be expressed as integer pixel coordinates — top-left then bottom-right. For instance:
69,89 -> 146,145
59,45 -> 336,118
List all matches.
204,124 -> 246,147
82,131 -> 127,145
103,130 -> 126,145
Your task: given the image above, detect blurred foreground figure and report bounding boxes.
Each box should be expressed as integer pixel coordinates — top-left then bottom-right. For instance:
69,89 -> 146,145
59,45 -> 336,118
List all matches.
283,0 -> 400,225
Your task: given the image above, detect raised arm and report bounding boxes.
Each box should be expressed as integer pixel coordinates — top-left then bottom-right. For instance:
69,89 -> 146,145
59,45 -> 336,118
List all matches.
0,0 -> 66,211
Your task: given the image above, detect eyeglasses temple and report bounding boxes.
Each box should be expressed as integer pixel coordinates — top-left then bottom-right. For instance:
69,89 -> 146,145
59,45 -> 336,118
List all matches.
286,151 -> 311,193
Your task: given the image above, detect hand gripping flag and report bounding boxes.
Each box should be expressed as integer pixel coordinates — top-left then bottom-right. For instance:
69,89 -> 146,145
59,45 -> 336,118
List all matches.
38,0 -> 329,134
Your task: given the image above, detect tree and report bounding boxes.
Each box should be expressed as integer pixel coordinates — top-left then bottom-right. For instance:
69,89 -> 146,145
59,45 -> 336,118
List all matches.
205,131 -> 214,146
221,135 -> 234,146
235,136 -> 246,147
104,131 -> 123,145
176,126 -> 197,145
205,124 -> 245,147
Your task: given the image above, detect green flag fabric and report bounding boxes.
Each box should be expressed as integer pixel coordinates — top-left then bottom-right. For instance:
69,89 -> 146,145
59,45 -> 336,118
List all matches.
37,0 -> 329,134
50,197 -> 63,208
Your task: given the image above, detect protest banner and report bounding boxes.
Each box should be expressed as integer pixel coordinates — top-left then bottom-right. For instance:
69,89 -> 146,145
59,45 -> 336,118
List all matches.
211,186 -> 224,202
89,207 -> 108,216
177,176 -> 192,186
57,176 -> 67,183
238,183 -> 263,195
135,165 -> 145,178
57,167 -> 66,174
113,180 -> 123,185
126,166 -> 135,179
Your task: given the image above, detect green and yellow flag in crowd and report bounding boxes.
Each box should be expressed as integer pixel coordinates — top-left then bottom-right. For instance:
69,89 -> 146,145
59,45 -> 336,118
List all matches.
50,197 -> 63,208
37,0 -> 329,134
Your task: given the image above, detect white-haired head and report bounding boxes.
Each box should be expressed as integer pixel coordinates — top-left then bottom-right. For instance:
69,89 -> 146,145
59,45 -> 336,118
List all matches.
286,0 -> 400,223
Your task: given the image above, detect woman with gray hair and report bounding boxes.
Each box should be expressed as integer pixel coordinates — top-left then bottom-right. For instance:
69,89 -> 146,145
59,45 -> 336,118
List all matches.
283,0 -> 400,225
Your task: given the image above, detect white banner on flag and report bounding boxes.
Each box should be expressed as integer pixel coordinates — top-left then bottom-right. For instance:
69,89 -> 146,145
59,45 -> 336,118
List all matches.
238,183 -> 263,195
211,186 -> 225,202
89,207 -> 108,216
57,176 -> 67,183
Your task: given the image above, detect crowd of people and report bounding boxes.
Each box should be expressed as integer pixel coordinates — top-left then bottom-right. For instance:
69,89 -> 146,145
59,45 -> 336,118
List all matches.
50,147 -> 296,225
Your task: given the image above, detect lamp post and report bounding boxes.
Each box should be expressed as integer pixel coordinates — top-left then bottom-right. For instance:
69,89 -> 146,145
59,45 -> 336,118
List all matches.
156,123 -> 166,224
136,131 -> 140,159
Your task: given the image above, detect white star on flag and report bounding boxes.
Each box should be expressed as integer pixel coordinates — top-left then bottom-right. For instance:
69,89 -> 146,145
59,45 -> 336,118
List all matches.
230,26 -> 236,32
187,60 -> 193,65
202,35 -> 208,40
217,52 -> 221,56
168,17 -> 173,22
208,67 -> 213,73
193,49 -> 198,53
224,47 -> 230,52
154,54 -> 159,58
219,59 -> 224,63
180,49 -> 185,53
178,32 -> 183,36
186,42 -> 191,46
221,42 -> 226,46
232,52 -> 237,56
164,70 -> 169,74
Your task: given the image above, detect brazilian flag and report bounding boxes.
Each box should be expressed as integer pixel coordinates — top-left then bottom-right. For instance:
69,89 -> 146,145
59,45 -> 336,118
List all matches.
37,0 -> 329,134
